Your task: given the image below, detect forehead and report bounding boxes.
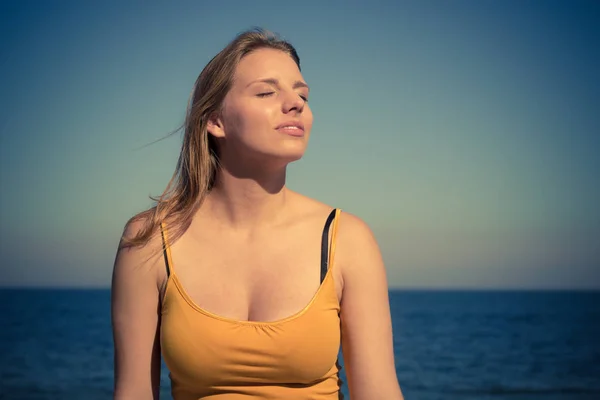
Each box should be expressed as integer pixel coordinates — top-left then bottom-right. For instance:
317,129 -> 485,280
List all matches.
233,48 -> 302,85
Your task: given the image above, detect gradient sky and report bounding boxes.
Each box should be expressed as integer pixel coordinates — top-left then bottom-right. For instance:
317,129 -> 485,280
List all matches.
1,0 -> 598,289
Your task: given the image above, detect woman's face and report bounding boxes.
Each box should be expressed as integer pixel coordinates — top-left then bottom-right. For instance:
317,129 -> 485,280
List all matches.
214,48 -> 313,165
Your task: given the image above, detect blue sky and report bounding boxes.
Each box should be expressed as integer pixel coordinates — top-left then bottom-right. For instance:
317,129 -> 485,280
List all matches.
1,0 -> 598,289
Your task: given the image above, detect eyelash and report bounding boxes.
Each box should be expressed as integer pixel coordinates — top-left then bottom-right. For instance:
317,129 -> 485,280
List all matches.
257,92 -> 308,102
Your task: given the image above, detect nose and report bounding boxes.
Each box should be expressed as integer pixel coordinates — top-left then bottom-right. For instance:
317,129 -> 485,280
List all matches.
282,91 -> 305,114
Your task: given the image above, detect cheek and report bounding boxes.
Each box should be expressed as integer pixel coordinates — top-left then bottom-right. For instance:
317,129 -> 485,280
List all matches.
223,101 -> 274,137
221,103 -> 245,136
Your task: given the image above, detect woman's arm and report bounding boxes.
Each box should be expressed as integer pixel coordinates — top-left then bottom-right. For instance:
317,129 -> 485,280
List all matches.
111,220 -> 163,400
337,213 -> 404,400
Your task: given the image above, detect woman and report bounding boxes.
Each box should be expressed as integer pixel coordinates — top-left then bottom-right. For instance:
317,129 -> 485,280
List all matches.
111,29 -> 404,400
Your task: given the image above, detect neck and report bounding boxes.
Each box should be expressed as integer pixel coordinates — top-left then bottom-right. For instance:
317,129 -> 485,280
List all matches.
203,162 -> 289,230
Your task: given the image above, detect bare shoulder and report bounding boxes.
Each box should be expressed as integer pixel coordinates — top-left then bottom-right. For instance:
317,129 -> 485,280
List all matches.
336,211 -> 381,270
287,189 -> 376,249
330,210 -> 388,299
113,216 -> 164,291
287,191 -> 378,255
287,190 -> 338,222
336,211 -> 375,239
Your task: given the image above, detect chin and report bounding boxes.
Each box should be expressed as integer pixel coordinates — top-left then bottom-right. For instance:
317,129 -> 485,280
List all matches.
279,141 -> 308,162
260,146 -> 306,168
283,152 -> 305,164
275,149 -> 306,164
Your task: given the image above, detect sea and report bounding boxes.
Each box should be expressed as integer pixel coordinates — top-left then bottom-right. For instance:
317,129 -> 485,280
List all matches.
1,289 -> 599,400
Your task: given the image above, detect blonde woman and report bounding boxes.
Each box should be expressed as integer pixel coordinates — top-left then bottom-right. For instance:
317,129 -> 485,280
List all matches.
111,28 -> 404,400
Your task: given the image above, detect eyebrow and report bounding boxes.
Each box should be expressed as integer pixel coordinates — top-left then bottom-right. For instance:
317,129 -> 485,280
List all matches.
247,78 -> 309,90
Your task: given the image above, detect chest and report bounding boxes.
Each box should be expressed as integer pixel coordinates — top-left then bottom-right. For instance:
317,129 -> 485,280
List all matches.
161,278 -> 342,391
162,226 -> 341,322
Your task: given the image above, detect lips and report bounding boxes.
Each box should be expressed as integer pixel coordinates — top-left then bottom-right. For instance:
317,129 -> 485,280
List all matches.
276,121 -> 305,136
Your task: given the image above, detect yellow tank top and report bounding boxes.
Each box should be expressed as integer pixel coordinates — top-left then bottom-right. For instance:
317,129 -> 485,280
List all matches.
160,209 -> 344,399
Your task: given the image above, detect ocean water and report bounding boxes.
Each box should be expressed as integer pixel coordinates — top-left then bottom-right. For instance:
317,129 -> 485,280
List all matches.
1,289 -> 599,400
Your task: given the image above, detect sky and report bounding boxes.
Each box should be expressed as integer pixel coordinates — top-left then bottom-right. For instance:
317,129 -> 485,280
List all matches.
0,0 -> 598,289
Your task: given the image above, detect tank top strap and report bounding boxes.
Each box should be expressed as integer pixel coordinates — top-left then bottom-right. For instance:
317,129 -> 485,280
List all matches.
160,222 -> 174,277
329,208 -> 341,269
320,208 -> 341,282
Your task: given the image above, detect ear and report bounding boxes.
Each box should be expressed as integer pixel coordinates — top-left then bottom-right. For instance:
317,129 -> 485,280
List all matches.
206,112 -> 226,138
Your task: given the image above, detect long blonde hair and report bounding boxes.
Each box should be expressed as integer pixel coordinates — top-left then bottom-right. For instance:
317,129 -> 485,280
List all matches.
122,28 -> 301,248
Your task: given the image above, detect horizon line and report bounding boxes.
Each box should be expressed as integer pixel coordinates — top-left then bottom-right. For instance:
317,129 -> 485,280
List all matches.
0,285 -> 598,292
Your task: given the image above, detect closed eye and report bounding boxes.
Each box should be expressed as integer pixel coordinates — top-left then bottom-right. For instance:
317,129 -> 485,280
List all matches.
299,94 -> 308,102
257,92 -> 274,97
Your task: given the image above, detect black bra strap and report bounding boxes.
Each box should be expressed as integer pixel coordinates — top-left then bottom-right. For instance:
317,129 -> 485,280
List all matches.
320,209 -> 338,283
160,223 -> 171,278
